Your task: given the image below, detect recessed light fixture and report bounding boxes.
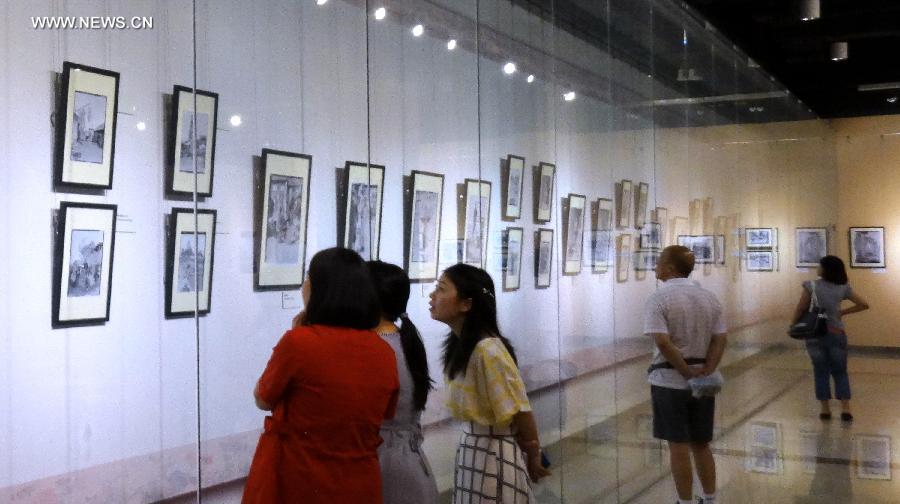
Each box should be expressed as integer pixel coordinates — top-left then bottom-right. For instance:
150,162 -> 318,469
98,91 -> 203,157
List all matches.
136,121 -> 147,131
374,7 -> 386,20
503,62 -> 516,75
411,24 -> 424,37
830,42 -> 848,62
888,97 -> 898,104
800,0 -> 820,21
563,91 -> 576,101
526,74 -> 535,84
316,0 -> 328,5
230,115 -> 242,127
447,39 -> 457,51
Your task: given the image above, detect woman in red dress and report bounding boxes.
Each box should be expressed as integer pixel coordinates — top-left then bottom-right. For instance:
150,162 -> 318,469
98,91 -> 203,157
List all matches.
242,248 -> 399,504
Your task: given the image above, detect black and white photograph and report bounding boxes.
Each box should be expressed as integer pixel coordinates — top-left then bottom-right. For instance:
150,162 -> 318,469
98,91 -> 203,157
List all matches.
653,207 -> 668,247
634,249 -> 659,271
169,85 -> 218,196
177,232 -> 207,293
53,202 -> 117,327
640,222 -> 662,249
617,234 -> 632,282
55,61 -> 119,189
747,250 -> 775,272
634,182 -> 649,229
677,235 -> 715,264
504,155 -> 525,220
745,227 -> 777,249
849,227 -> 886,268
591,230 -> 612,273
177,110 -> 209,174
463,179 -> 491,267
67,229 -> 105,297
503,227 -> 524,291
715,235 -> 726,266
796,227 -> 828,268
598,198 -> 613,231
563,194 -> 586,275
342,162 -> 384,261
407,171 -> 444,282
167,208 -> 216,318
746,421 -> 783,475
535,228 -> 554,288
617,180 -> 633,228
536,162 -> 556,223
256,149 -> 311,290
856,435 -> 892,480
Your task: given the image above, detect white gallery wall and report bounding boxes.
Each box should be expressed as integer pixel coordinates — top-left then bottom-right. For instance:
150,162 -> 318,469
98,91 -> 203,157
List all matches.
0,0 -> 838,500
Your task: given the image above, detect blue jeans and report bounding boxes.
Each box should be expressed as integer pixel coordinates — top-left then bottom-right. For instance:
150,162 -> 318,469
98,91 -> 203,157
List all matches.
805,331 -> 851,401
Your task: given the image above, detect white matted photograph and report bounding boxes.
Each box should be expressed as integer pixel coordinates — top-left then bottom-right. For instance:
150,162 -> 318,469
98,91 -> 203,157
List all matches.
55,61 -> 120,189
169,85 -> 218,196
407,171 -> 444,282
652,207 -> 668,247
256,149 -> 311,290
677,235 -> 715,264
745,227 -> 777,249
849,227 -> 885,268
535,228 -> 554,288
634,182 -> 649,229
563,193 -> 586,275
504,155 -> 525,220
502,227 -> 524,291
535,162 -> 556,223
52,202 -> 118,327
617,234 -> 632,282
640,222 -> 663,250
617,179 -> 633,228
796,227 -> 828,268
591,230 -> 613,273
343,162 -> 384,261
166,208 -> 216,318
463,179 -> 491,267
747,250 -> 775,272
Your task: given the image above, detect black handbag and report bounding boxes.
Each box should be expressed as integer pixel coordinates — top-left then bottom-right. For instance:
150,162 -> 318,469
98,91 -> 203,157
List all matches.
788,280 -> 828,340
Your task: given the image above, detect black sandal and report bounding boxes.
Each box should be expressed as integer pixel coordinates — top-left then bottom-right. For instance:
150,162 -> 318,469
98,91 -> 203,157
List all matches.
819,413 -> 832,420
841,412 -> 854,422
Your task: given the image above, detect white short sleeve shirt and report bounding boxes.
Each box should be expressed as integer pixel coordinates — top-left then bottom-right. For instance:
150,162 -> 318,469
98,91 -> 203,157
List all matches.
644,277 -> 727,389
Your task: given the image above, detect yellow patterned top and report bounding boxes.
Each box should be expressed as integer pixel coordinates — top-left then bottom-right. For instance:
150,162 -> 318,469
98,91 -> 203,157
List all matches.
446,337 -> 532,427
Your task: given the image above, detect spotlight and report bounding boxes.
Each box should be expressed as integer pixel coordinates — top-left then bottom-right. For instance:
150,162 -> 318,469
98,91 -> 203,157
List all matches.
830,42 -> 848,62
411,24 -> 424,37
230,115 -> 242,127
800,0 -> 820,21
526,74 -> 535,84
888,97 -> 898,104
374,7 -> 386,20
136,121 -> 146,131
316,0 -> 328,5
447,39 -> 457,51
563,91 -> 576,101
503,62 -> 516,75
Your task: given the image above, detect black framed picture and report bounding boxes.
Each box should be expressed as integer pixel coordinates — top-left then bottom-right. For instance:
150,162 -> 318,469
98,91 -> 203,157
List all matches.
463,179 -> 491,268
795,227 -> 827,268
502,227 -> 524,291
407,171 -> 444,282
677,235 -> 715,264
255,149 -> 311,290
535,228 -> 554,288
535,162 -> 556,223
168,85 -> 218,197
54,61 -> 120,189
166,208 -> 217,318
342,161 -> 384,261
563,193 -> 586,275
504,155 -> 525,220
52,202 -> 117,327
849,227 -> 885,268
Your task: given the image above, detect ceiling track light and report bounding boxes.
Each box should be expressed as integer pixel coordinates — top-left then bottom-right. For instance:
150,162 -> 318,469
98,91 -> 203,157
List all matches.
800,0 -> 820,21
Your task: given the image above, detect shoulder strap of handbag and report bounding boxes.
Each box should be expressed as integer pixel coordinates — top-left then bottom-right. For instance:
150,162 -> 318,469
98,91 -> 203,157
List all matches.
808,280 -> 819,312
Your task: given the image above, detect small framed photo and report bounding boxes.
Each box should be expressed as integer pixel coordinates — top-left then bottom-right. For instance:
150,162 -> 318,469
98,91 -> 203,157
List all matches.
166,208 -> 217,318
616,179 -> 633,228
747,250 -> 775,272
640,222 -> 662,250
617,234 -> 632,282
591,230 -> 613,273
256,149 -> 311,290
563,194 -> 586,275
407,171 -> 444,282
745,227 -> 777,249
715,235 -> 726,266
502,227 -> 524,291
849,227 -> 885,268
795,227 -> 827,268
855,434 -> 892,480
168,85 -> 218,197
535,228 -> 554,288
535,162 -> 556,223
597,198 -> 614,231
634,249 -> 659,271
634,182 -> 649,229
52,202 -> 117,327
463,179 -> 491,267
504,155 -> 525,220
677,235 -> 715,264
652,207 -> 668,247
342,161 -> 384,261
55,61 -> 120,189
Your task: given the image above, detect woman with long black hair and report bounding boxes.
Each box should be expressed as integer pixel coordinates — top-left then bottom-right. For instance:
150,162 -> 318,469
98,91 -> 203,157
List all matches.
367,260 -> 439,504
430,263 -> 550,503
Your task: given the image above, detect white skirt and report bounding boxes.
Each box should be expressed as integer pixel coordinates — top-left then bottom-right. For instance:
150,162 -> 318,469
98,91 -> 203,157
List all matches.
452,422 -> 534,504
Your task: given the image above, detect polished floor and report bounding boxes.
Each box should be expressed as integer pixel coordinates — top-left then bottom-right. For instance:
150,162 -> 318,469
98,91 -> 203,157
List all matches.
534,346 -> 900,504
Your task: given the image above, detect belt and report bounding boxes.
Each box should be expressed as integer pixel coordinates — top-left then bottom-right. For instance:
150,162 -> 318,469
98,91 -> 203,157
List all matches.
647,357 -> 706,374
462,421 -> 516,437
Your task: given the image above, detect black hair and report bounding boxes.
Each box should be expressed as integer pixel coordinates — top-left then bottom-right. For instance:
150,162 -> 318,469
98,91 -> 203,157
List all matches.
305,247 -> 380,329
820,255 -> 848,285
440,263 -> 518,380
367,260 -> 434,411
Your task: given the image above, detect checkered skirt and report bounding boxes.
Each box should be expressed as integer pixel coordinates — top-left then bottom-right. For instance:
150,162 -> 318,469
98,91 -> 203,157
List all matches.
452,422 -> 534,503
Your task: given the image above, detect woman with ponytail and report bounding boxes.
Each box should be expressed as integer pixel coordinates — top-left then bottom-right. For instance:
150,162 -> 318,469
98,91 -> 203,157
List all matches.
430,263 -> 550,503
367,260 -> 439,504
